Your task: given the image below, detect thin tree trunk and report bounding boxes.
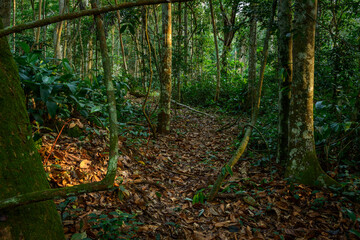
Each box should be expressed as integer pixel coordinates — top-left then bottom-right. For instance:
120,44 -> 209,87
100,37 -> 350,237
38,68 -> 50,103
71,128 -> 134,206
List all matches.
90,0 -> 119,183
43,0 -> 47,57
176,2 -> 182,102
248,3 -> 257,113
183,5 -> 188,83
157,3 -> 172,134
62,19 -> 68,59
54,0 -> 65,60
209,0 -> 221,101
35,0 -> 42,49
276,0 -> 292,165
12,0 -> 15,51
208,0 -> 277,201
86,35 -> 94,81
115,0 -> 128,72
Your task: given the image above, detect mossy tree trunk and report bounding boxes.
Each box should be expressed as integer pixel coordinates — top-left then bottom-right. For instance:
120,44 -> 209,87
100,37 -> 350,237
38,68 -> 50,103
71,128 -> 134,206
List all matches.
276,0 -> 292,165
157,3 -> 172,134
0,20 -> 65,240
286,0 -> 337,187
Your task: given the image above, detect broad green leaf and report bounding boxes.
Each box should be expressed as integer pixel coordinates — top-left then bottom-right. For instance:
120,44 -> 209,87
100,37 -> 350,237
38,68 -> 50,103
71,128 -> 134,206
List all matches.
19,42 -> 30,53
46,101 -> 58,118
120,24 -> 127,33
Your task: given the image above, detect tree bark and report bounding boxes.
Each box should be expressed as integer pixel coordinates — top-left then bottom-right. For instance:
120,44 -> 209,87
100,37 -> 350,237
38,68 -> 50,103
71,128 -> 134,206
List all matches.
12,0 -> 15,51
0,19 -> 65,240
176,2 -> 182,102
209,0 -> 221,101
276,0 -> 292,165
219,0 -> 238,80
90,0 -> 119,185
183,5 -> 188,82
157,3 -> 172,134
54,0 -> 65,60
286,0 -> 338,187
35,0 -> 42,49
115,0 -> 128,72
86,34 -> 94,81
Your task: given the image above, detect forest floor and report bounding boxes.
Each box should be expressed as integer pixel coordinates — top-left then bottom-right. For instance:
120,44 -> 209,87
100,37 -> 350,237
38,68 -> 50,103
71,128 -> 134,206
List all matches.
40,97 -> 359,240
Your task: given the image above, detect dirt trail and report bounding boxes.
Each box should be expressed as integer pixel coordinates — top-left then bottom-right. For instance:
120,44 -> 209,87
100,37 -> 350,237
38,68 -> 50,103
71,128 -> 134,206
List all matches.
42,107 -> 359,239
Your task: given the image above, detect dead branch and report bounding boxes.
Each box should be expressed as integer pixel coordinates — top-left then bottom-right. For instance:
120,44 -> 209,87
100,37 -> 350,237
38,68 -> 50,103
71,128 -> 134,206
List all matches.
171,100 -> 215,119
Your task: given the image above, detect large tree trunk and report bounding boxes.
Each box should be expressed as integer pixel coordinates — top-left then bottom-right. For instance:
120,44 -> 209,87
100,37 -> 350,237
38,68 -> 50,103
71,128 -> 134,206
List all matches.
157,3 -> 172,134
0,20 -> 65,240
286,0 -> 337,187
276,0 -> 292,165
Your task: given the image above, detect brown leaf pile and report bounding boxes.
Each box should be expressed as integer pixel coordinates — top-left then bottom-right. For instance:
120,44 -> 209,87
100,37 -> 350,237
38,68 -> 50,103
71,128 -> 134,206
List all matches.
40,110 -> 360,240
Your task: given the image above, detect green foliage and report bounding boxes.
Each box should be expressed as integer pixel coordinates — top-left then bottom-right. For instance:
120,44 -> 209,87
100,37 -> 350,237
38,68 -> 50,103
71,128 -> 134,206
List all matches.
57,197 -> 83,222
88,210 -> 142,240
182,75 -> 246,114
15,43 -> 132,126
192,189 -> 206,205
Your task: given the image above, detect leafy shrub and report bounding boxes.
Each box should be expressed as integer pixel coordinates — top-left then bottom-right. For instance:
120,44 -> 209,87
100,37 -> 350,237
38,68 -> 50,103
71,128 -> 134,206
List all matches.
88,210 -> 142,240
15,42 -> 132,126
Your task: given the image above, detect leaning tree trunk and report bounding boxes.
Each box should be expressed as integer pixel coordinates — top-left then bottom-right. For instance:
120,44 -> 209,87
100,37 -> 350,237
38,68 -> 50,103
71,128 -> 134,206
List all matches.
286,0 -> 338,187
0,20 -> 65,240
157,3 -> 172,134
276,0 -> 292,165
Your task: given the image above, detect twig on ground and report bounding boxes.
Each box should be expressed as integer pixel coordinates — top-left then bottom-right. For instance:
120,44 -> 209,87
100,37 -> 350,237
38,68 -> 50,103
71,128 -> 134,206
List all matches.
171,100 -> 215,119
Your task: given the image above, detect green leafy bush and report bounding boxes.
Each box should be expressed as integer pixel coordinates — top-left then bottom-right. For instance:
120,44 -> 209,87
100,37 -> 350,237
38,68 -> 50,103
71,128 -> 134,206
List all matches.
88,210 -> 142,240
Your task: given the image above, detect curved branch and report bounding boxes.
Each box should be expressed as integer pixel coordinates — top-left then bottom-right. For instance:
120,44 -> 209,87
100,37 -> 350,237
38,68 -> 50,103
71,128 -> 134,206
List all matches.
0,0 -> 192,38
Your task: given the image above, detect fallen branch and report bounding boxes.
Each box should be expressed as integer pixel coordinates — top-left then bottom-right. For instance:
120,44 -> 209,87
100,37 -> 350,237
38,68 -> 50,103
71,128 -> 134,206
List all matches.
171,100 -> 215,119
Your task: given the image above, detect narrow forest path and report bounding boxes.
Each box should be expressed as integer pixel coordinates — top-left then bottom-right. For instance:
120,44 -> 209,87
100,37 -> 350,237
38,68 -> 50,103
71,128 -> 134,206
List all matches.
41,104 -> 359,240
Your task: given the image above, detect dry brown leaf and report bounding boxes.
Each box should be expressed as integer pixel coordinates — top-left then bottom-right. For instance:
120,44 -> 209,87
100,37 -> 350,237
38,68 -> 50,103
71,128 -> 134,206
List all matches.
80,160 -> 92,169
214,220 -> 231,228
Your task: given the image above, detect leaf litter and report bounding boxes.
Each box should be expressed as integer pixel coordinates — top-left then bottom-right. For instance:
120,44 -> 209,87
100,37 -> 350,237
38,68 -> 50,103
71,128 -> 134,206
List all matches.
40,107 -> 360,240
